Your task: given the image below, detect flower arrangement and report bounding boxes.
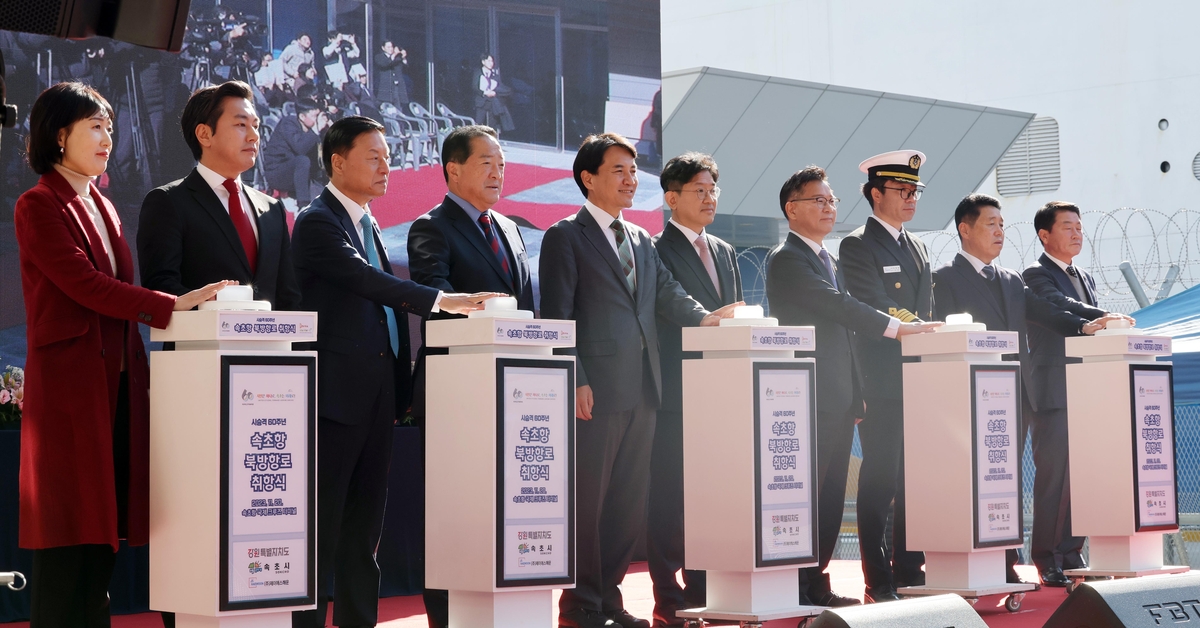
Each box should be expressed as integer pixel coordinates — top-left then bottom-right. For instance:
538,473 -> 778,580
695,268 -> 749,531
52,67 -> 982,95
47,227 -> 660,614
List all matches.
0,363 -> 23,429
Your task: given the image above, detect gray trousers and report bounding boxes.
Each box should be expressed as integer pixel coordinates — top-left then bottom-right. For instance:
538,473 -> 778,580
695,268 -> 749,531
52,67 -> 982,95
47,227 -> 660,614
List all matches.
559,379 -> 656,615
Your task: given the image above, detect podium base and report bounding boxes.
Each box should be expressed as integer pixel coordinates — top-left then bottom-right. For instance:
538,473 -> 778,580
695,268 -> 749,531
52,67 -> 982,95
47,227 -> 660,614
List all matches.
706,569 -> 801,614
448,589 -> 553,628
675,604 -> 825,627
175,613 -> 291,628
1088,534 -> 1168,571
924,550 -> 1007,589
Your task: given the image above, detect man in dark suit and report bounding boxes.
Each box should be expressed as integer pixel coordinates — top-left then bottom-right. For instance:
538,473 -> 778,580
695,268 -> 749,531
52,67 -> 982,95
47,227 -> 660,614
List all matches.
374,41 -> 409,107
138,81 -> 301,310
263,98 -> 330,208
290,116 -> 496,628
766,166 -> 938,608
648,153 -> 742,627
407,125 -> 533,627
932,194 -> 1117,585
838,150 -> 934,603
1022,201 -> 1132,586
540,134 -> 739,628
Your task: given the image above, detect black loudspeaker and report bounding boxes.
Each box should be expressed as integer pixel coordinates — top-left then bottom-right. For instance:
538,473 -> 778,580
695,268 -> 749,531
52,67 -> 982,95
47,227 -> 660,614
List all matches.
1043,573 -> 1200,627
0,0 -> 191,52
809,594 -> 986,628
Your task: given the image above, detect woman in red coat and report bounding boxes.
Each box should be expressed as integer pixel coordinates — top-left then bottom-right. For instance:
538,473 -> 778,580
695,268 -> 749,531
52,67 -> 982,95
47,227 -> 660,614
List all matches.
14,82 -> 231,626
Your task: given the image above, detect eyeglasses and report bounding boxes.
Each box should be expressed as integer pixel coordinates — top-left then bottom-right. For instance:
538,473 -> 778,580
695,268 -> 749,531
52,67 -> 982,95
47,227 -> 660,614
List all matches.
670,186 -> 721,201
788,196 -> 840,209
883,186 -> 922,201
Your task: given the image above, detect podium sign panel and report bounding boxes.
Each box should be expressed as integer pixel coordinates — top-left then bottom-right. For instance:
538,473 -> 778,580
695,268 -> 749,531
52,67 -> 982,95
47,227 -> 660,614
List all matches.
753,362 -> 818,567
496,358 -> 575,587
970,366 -> 1023,548
1130,365 -> 1178,531
220,356 -> 317,610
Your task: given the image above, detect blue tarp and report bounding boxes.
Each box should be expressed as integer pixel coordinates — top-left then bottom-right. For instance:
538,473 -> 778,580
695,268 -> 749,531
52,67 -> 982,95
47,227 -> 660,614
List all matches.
1132,283 -> 1200,403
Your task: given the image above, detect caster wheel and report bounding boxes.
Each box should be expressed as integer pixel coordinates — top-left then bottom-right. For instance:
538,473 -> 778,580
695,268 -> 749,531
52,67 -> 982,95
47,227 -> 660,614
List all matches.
1005,593 -> 1024,612
964,597 -> 979,607
683,621 -> 701,628
1066,580 -> 1078,594
797,619 -> 812,628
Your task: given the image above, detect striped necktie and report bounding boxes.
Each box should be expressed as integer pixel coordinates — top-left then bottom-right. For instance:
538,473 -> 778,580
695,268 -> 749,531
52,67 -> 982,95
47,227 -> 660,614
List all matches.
610,219 -> 637,294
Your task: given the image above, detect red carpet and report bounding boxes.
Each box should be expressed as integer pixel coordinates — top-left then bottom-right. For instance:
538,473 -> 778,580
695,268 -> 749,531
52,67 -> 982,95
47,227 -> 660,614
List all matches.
2,562 -> 1064,627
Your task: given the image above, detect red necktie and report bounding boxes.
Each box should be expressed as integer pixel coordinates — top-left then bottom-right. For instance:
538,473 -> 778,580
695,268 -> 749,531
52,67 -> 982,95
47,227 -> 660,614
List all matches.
222,178 -> 258,274
478,212 -> 512,285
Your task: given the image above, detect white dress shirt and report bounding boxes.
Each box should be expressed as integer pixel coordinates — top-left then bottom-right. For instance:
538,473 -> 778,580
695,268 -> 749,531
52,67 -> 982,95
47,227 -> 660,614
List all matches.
584,199 -> 635,275
196,162 -> 259,243
957,250 -> 994,277
790,230 -> 900,338
54,164 -> 117,273
869,214 -> 904,244
668,218 -> 704,245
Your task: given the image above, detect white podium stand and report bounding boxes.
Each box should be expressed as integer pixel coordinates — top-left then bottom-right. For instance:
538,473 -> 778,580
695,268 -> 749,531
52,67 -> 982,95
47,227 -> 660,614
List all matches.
150,306 -> 319,627
425,313 -> 576,628
678,322 -> 825,627
1063,326 -> 1189,584
899,326 -> 1036,611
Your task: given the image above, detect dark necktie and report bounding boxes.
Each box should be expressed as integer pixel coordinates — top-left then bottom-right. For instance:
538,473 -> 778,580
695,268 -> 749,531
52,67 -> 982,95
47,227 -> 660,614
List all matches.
818,248 -> 839,290
477,212 -> 512,286
222,178 -> 258,274
981,264 -> 996,280
610,219 -> 637,294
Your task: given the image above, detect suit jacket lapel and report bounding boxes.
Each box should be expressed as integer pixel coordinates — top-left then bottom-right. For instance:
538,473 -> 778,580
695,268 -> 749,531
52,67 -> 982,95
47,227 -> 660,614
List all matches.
715,241 -> 737,304
446,197 -> 512,289
186,169 -> 252,275
665,223 -> 720,304
576,208 -> 633,299
952,255 -> 1007,323
867,219 -> 919,284
320,188 -> 367,257
92,183 -> 131,282
245,189 -> 275,270
43,170 -> 114,277
494,216 -> 525,290
1000,269 -> 1024,331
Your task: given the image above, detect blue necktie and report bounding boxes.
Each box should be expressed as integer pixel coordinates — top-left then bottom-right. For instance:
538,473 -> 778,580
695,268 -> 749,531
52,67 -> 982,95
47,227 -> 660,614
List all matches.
818,247 -> 839,290
360,214 -> 399,357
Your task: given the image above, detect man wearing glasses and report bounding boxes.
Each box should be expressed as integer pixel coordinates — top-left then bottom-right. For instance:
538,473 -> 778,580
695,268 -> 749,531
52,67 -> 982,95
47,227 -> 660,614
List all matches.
765,166 -> 939,608
837,150 -> 935,603
649,153 -> 743,626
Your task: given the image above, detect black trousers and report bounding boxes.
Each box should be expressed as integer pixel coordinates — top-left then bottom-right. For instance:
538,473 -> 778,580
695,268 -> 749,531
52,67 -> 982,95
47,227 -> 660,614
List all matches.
647,409 -> 705,625
559,379 -> 656,617
293,399 -> 394,628
30,544 -> 118,628
266,154 -> 315,205
797,409 -> 857,598
1029,406 -> 1085,571
856,397 -> 922,589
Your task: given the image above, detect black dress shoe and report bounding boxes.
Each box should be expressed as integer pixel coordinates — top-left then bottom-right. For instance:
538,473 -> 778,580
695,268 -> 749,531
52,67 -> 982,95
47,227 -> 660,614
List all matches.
1040,567 -> 1071,587
864,585 -> 901,603
606,609 -> 650,628
560,608 -> 618,628
811,591 -> 861,607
